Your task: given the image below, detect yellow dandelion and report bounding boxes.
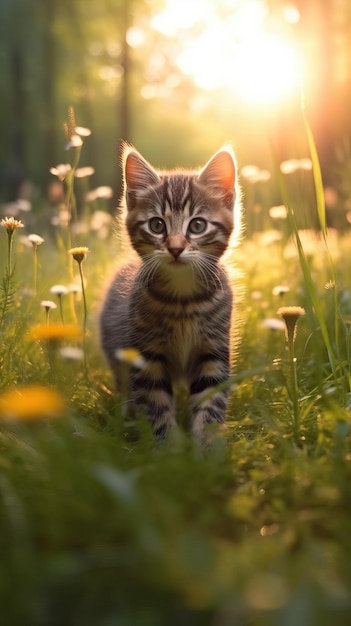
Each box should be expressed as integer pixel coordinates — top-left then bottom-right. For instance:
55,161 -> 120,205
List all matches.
115,348 -> 146,369
68,246 -> 89,264
1,216 -> 24,231
0,385 -> 65,421
27,323 -> 82,343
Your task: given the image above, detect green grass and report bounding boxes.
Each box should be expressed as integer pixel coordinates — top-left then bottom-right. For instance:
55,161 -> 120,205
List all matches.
2,136 -> 351,625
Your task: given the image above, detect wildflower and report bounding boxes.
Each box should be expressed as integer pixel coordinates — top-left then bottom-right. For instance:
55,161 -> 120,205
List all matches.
28,234 -> 45,295
50,163 -> 72,181
269,205 -> 288,220
75,126 -> 91,137
59,346 -> 84,360
1,217 -> 24,297
299,158 -> 313,171
115,348 -> 146,370
50,285 -> 69,322
68,247 -> 89,376
257,230 -> 283,246
27,323 -> 82,343
74,166 -> 95,178
240,165 -> 261,181
277,306 -> 306,438
277,306 -> 306,343
50,284 -> 69,296
86,186 -> 113,201
90,210 -> 112,230
64,107 -> 91,150
280,158 -> 312,174
272,285 -> 290,297
68,283 -> 82,294
66,134 -> 83,150
0,384 -> 65,421
40,300 -> 57,311
1,216 -> 24,232
324,186 -> 338,208
68,246 -> 89,264
50,209 -> 71,228
251,290 -> 263,300
16,199 -> 32,212
68,283 -> 82,304
240,165 -> 271,184
40,300 -> 57,324
262,318 -> 286,332
28,234 -> 45,246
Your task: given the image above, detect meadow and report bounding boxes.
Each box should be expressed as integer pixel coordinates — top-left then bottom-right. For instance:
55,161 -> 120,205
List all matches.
1,121 -> 351,626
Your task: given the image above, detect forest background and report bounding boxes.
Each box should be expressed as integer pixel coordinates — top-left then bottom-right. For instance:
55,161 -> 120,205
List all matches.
1,0 -> 351,232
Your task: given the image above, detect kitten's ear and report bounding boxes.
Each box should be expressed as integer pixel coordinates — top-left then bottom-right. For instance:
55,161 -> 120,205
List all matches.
122,143 -> 160,195
198,148 -> 236,207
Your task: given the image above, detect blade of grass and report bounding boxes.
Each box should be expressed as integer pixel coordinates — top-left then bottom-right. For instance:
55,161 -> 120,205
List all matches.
302,108 -> 327,237
302,106 -> 347,394
271,147 -> 340,393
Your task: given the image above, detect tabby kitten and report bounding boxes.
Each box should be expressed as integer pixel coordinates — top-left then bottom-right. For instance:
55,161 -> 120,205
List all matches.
100,144 -> 239,440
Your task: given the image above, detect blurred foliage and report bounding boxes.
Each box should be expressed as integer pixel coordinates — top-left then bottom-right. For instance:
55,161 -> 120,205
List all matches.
1,0 -> 351,207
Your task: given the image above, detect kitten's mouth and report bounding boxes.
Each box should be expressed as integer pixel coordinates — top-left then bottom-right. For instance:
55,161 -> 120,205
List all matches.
169,258 -> 186,266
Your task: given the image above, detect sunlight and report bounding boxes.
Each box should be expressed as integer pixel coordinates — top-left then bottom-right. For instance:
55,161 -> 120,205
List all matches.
151,0 -> 302,107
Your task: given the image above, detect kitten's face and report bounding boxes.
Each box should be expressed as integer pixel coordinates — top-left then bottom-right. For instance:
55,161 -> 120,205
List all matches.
122,146 -> 238,283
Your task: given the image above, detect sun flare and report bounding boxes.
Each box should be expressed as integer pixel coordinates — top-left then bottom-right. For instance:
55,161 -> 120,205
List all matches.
151,0 -> 302,106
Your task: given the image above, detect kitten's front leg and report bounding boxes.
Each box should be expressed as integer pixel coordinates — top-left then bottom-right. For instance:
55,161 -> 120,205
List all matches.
130,365 -> 176,439
189,354 -> 230,442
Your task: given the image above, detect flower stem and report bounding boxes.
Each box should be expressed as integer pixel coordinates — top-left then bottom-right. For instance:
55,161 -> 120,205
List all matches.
287,334 -> 300,440
78,261 -> 88,378
0,231 -> 14,331
32,245 -> 38,296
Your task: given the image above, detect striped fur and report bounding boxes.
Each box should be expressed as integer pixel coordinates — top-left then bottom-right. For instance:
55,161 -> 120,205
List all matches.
100,144 -> 239,440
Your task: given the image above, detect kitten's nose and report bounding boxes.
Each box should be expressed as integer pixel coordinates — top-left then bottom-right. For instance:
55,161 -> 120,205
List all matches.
168,247 -> 184,259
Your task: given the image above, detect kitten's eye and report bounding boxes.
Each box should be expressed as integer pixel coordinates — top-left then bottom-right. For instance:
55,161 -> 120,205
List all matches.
149,217 -> 166,234
188,218 -> 207,234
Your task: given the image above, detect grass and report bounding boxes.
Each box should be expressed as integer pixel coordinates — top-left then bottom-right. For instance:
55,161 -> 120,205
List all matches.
1,126 -> 351,625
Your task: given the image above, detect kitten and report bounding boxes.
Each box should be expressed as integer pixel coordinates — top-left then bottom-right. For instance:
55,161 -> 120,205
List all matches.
100,144 -> 240,440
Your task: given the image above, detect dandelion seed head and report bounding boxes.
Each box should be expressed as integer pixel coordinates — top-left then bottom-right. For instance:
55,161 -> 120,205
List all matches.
40,300 -> 57,311
272,285 -> 290,296
28,233 -> 45,246
50,284 -> 69,296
